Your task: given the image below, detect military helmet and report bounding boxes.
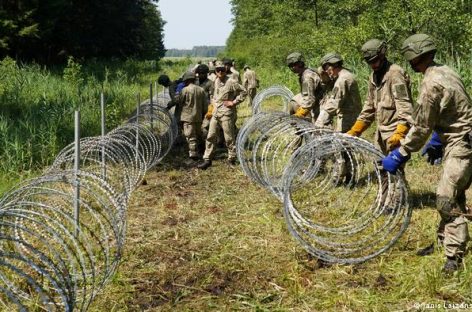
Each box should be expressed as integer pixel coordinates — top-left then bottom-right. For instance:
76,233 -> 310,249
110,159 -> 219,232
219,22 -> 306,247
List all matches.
286,52 -> 305,66
157,74 -> 170,86
244,64 -> 250,70
196,64 -> 209,74
320,52 -> 343,66
361,39 -> 387,62
401,34 -> 436,61
208,64 -> 216,72
182,71 -> 196,81
222,57 -> 232,65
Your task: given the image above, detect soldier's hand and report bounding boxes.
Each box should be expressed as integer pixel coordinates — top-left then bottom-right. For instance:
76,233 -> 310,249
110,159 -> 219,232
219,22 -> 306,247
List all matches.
421,132 -> 443,165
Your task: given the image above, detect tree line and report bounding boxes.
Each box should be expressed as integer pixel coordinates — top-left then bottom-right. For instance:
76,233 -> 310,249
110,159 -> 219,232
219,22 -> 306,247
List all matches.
226,0 -> 472,67
0,0 -> 166,63
165,46 -> 225,57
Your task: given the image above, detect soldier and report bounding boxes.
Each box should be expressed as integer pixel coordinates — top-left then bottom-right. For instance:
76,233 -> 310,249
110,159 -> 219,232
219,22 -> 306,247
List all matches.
208,64 -> 217,82
242,65 -> 259,107
286,52 -> 324,121
223,58 -> 241,83
198,61 -> 247,169
178,71 -> 206,161
315,53 -> 361,131
382,34 -> 472,273
196,64 -> 215,144
347,39 -> 413,154
314,53 -> 362,185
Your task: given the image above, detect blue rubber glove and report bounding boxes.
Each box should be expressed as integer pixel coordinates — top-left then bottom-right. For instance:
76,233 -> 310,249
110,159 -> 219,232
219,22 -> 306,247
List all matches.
421,131 -> 443,165
382,148 -> 410,174
175,82 -> 185,94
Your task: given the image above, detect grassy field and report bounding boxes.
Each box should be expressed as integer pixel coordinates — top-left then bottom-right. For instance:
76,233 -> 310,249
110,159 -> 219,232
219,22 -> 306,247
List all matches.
2,57 -> 472,311
88,135 -> 472,311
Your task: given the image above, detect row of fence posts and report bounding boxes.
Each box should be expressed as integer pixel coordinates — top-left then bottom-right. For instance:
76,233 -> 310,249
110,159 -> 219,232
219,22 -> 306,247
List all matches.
71,79 -> 165,238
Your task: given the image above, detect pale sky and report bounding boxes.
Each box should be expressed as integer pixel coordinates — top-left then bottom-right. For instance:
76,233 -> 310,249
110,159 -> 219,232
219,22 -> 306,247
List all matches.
158,0 -> 234,49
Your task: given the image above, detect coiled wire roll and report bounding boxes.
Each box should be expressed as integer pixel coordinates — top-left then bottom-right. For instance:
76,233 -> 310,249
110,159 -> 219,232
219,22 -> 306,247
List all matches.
0,97 -> 176,310
252,85 -> 293,115
237,86 -> 411,264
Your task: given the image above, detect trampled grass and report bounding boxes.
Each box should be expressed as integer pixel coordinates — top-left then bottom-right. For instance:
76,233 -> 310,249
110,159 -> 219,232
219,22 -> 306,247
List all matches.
87,126 -> 472,311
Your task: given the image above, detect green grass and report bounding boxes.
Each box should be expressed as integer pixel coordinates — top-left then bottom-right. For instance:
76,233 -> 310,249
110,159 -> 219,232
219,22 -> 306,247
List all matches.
2,57 -> 472,310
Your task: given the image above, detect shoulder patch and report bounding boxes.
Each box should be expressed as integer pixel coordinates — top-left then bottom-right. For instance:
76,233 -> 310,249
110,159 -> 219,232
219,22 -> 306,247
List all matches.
393,83 -> 408,99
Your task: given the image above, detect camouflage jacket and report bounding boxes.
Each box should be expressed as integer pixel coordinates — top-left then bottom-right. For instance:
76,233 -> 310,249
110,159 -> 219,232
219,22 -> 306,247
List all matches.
243,69 -> 259,90
299,68 -> 324,117
319,68 -> 362,132
358,62 -> 414,141
213,76 -> 247,118
178,83 -> 206,123
197,77 -> 214,113
230,67 -> 241,83
399,64 -> 472,158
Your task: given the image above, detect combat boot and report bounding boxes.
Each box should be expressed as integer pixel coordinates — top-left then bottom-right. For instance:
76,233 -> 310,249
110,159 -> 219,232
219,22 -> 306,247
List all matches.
197,160 -> 212,170
442,256 -> 462,275
416,243 -> 435,256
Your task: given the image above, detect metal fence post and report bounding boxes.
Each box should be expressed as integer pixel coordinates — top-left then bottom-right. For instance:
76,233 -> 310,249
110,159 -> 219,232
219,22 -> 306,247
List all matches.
149,82 -> 154,131
74,110 -> 81,237
136,93 -> 140,164
101,92 -> 107,179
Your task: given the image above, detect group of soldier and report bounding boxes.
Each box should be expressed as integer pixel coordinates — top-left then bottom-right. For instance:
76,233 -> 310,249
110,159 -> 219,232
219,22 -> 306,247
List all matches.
286,34 -> 472,274
157,58 -> 259,170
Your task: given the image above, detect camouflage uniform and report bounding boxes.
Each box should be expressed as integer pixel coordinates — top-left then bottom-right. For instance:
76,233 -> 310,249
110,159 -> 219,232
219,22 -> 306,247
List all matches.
242,67 -> 259,107
179,83 -> 206,158
203,76 -> 247,161
316,68 -> 362,132
298,68 -> 324,120
399,64 -> 472,258
230,66 -> 241,83
358,62 -> 414,154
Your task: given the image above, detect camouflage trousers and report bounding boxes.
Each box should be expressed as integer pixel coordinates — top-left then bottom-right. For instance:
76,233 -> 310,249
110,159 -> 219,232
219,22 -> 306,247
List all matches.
182,122 -> 201,158
436,154 -> 472,258
203,115 -> 237,161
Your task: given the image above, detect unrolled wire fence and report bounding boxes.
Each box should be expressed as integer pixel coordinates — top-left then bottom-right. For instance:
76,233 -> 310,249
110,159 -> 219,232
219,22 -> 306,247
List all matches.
237,85 -> 412,264
0,86 -> 177,311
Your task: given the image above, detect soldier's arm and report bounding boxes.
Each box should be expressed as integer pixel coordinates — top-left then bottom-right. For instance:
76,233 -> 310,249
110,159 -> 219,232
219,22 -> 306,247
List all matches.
242,73 -> 248,90
391,72 -> 414,126
399,82 -> 441,155
233,81 -> 247,104
300,75 -> 317,110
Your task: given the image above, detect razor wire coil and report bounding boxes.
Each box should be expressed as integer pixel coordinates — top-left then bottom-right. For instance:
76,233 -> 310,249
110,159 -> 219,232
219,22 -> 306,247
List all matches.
237,86 -> 411,264
0,96 -> 177,311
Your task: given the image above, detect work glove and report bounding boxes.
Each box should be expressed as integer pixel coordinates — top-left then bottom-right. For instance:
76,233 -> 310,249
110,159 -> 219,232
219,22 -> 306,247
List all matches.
294,107 -> 310,118
421,131 -> 443,165
205,103 -> 214,120
382,148 -> 410,174
346,120 -> 369,136
387,123 -> 409,151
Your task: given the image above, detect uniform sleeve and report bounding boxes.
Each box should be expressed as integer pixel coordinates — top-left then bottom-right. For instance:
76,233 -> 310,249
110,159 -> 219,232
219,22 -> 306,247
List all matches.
300,74 -> 319,110
323,78 -> 346,116
242,72 -> 248,90
357,82 -> 376,126
399,82 -> 442,154
391,72 -> 414,126
232,81 -> 247,104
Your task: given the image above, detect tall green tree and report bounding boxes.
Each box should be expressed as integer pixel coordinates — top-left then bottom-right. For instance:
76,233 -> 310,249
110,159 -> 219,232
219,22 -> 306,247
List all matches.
0,0 -> 166,62
227,0 -> 472,66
